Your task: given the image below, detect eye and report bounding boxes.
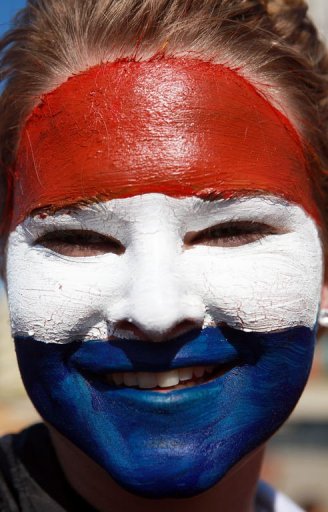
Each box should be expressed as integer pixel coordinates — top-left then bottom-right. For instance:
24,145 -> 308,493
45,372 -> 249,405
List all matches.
35,230 -> 125,256
185,221 -> 280,248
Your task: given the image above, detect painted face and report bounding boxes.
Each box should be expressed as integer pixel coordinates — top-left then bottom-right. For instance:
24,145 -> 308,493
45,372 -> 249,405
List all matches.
5,59 -> 323,498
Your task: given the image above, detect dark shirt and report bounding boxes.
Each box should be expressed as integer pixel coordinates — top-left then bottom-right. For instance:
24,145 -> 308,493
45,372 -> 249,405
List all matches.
0,423 -> 94,512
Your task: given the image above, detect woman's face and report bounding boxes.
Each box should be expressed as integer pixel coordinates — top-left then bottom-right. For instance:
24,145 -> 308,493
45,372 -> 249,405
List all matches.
5,59 -> 323,498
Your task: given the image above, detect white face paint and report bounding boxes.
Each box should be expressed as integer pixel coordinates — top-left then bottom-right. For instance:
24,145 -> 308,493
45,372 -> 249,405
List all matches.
6,194 -> 323,343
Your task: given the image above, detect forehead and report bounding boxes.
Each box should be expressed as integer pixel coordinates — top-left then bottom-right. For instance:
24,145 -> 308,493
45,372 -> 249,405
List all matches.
12,58 -> 319,227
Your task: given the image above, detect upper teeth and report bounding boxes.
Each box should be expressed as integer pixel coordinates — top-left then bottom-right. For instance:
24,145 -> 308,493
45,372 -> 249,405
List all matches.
107,366 -> 215,389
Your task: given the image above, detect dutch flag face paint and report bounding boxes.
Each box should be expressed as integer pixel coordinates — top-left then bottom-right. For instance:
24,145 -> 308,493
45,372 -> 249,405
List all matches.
5,59 -> 324,498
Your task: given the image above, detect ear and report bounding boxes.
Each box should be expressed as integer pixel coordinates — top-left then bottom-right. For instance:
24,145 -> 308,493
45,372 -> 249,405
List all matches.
318,283 -> 328,328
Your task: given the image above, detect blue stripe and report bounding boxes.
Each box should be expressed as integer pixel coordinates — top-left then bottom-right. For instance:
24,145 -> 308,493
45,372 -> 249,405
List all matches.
15,326 -> 315,498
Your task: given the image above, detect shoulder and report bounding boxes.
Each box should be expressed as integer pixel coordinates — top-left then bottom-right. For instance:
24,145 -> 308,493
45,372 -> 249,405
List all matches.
0,426 -> 30,511
0,423 -> 54,511
0,424 -> 96,511
256,481 -> 305,512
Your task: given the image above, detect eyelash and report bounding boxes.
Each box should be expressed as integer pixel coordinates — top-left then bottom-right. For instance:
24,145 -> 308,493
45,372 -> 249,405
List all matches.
35,230 -> 124,257
186,221 -> 279,248
34,221 -> 279,257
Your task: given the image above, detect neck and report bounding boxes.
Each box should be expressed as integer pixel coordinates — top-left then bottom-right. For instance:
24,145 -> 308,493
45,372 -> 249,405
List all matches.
49,426 -> 265,512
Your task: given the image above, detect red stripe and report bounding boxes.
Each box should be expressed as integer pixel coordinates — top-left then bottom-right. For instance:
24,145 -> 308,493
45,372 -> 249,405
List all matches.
12,58 -> 320,227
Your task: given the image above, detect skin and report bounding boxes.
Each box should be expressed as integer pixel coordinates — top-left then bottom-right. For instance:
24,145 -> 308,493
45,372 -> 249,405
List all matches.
3,58 -> 328,510
49,425 -> 265,512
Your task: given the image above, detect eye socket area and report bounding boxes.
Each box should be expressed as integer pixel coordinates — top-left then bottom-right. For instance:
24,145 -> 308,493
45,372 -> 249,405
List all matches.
184,221 -> 282,248
34,229 -> 125,257
34,221 -> 283,256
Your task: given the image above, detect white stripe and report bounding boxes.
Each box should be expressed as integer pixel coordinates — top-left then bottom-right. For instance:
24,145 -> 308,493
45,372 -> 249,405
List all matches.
5,194 -> 323,343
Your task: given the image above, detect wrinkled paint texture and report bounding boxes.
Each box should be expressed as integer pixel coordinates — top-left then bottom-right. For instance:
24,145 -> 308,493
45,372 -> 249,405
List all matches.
12,59 -> 320,228
5,58 -> 324,498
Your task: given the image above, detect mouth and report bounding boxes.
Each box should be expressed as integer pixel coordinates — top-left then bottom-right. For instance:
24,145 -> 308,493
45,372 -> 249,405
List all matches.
97,362 -> 237,392
67,327 -> 245,393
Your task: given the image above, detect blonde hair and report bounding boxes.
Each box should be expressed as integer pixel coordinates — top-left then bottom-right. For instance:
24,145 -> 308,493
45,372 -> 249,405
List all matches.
1,0 -> 328,231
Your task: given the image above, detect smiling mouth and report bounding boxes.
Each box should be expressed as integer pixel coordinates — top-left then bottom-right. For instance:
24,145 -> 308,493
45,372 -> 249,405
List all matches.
98,362 -> 237,392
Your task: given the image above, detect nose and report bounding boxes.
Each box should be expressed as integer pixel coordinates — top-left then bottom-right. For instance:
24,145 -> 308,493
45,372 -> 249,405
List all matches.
116,317 -> 203,343
111,232 -> 205,342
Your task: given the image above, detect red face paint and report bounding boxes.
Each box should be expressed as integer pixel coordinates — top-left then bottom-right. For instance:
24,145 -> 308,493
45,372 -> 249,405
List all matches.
12,58 -> 320,228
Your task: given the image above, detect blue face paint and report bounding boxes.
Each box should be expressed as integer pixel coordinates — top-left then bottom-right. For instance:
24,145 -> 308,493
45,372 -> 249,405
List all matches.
15,326 -> 315,498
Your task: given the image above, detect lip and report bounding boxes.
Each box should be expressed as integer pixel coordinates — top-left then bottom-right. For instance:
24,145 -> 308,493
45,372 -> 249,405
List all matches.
68,327 -> 244,397
69,327 -> 241,375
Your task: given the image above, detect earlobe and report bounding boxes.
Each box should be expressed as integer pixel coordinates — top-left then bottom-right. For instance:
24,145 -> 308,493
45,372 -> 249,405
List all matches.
319,284 -> 328,327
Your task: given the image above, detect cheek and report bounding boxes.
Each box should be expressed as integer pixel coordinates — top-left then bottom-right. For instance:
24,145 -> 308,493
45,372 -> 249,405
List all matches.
181,230 -> 323,331
5,231 -> 128,342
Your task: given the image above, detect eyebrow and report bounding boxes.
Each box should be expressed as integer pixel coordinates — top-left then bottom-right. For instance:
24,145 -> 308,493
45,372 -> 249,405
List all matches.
30,193 -> 240,217
30,198 -> 101,218
29,192 -> 292,223
195,189 -> 286,202
195,190 -> 225,201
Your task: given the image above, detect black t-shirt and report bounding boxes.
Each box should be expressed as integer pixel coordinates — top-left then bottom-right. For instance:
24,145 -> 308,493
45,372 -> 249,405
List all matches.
0,423 -> 95,512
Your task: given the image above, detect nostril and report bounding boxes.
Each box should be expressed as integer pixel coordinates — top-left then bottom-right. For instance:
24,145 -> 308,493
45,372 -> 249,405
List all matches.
115,320 -> 147,341
168,319 -> 200,340
114,318 -> 202,342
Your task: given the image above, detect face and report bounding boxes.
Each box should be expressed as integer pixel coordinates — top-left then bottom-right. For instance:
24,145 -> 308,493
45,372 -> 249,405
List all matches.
5,59 -> 323,498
